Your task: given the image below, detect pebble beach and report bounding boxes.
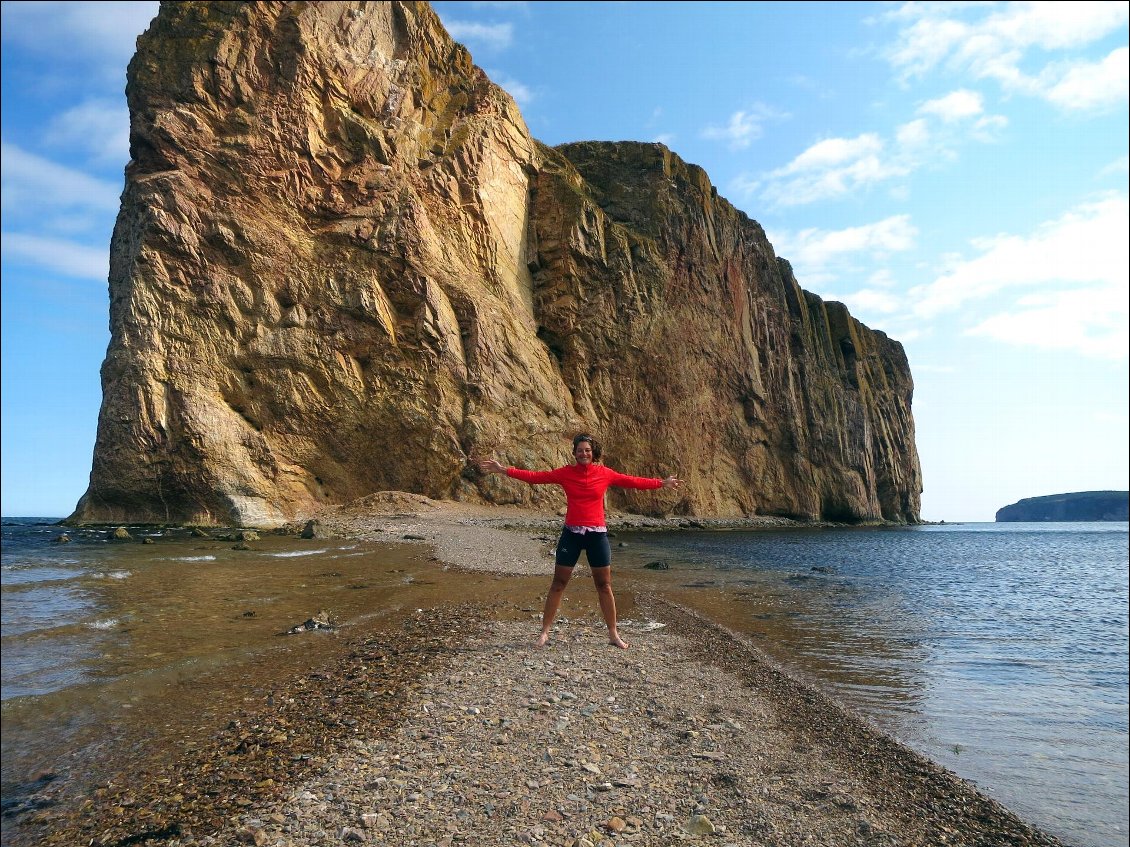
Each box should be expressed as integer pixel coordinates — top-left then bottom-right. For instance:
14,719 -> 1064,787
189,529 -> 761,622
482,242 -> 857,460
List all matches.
5,496 -> 1069,847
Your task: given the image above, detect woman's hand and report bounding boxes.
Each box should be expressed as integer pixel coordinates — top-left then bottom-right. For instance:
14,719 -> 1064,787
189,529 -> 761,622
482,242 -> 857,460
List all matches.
476,458 -> 506,475
661,475 -> 682,490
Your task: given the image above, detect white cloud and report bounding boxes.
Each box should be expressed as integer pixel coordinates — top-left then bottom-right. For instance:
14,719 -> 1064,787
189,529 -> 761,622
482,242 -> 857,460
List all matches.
443,20 -> 513,50
44,99 -> 131,166
1100,154 -> 1130,177
702,103 -> 785,152
755,87 -> 1007,207
911,193 -> 1129,318
994,1 -> 1127,51
884,2 -> 1130,112
0,141 -> 121,219
883,11 -> 968,79
918,89 -> 984,121
758,133 -> 912,206
867,268 -> 899,289
970,113 -> 1008,142
702,110 -> 764,150
773,215 -> 918,271
892,326 -> 922,343
1043,46 -> 1129,111
785,134 -> 884,171
967,283 -> 1128,359
768,216 -> 919,313
0,232 -> 108,281
728,172 -> 762,200
653,133 -> 676,146
485,69 -> 533,105
895,117 -> 931,149
915,90 -> 1009,145
0,1 -> 158,67
910,193 -> 1129,359
914,89 -> 1008,143
839,288 -> 903,315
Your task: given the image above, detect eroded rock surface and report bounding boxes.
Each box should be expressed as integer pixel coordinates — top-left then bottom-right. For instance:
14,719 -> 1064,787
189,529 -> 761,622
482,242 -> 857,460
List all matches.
71,0 -> 921,527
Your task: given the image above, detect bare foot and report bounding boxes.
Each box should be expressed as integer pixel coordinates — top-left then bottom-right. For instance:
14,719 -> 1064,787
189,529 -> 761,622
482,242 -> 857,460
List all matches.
609,633 -> 629,649
535,631 -> 550,647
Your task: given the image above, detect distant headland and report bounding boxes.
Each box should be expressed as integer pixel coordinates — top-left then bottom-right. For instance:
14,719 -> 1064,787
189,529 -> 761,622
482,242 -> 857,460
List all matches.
995,491 -> 1129,522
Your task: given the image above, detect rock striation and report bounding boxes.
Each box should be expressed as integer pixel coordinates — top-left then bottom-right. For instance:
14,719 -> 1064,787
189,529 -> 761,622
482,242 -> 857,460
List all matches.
995,491 -> 1129,522
70,0 -> 921,528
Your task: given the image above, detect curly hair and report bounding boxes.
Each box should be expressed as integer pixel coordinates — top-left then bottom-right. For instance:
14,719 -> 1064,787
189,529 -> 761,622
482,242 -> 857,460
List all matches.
572,433 -> 603,461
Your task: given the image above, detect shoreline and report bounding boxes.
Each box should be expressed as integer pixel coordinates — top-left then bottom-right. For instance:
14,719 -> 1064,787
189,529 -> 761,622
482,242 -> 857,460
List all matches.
4,498 -> 1066,847
300,494 -> 947,579
54,489 -> 949,536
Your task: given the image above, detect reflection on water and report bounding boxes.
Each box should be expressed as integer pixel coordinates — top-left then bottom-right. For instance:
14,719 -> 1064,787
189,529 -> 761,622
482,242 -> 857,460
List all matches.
4,532 -> 423,699
629,561 -> 933,718
1,523 -> 545,822
614,523 -> 1129,847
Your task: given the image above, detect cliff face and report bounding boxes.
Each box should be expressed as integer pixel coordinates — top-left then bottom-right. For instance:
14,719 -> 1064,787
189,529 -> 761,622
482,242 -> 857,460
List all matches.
71,0 -> 922,527
996,492 -> 1129,522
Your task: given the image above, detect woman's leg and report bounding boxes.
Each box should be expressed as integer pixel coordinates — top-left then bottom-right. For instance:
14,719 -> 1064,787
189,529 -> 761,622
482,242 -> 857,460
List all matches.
583,533 -> 627,648
539,565 -> 574,646
591,565 -> 628,648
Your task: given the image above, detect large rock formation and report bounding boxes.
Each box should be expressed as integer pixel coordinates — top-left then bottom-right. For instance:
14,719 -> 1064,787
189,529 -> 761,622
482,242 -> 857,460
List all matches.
996,491 -> 1129,522
70,0 -> 922,527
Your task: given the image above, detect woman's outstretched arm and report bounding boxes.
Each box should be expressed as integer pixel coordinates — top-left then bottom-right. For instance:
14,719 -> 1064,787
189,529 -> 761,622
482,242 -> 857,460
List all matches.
475,457 -> 562,484
605,470 -> 684,491
476,458 -> 507,475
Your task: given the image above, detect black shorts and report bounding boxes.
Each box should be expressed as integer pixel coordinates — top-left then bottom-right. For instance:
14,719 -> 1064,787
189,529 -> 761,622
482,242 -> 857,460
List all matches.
555,528 -> 612,568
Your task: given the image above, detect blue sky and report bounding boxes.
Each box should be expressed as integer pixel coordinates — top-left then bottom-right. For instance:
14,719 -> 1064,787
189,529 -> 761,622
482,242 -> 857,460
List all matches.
2,1 -> 1127,522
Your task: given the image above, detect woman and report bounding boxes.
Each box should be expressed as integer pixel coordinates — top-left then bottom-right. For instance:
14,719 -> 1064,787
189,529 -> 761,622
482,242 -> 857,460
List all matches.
477,434 -> 682,649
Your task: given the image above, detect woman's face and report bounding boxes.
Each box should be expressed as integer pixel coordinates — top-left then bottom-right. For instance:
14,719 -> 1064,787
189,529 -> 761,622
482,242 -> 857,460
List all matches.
573,440 -> 594,464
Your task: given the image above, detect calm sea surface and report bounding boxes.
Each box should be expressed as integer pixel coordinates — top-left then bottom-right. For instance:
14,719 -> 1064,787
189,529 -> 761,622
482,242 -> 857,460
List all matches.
0,517 -> 545,844
612,522 -> 1129,847
2,518 -> 1127,847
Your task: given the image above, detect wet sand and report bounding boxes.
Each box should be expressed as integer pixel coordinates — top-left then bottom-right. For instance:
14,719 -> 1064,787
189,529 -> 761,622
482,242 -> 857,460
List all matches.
2,495 -> 1067,847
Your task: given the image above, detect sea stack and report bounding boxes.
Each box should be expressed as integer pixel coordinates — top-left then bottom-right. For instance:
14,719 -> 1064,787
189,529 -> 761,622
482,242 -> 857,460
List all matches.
70,0 -> 922,527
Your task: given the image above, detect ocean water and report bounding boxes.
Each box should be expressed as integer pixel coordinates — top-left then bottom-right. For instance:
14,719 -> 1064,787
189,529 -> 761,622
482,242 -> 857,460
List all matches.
2,518 -> 1127,847
0,517 -> 544,837
0,520 -> 420,702
613,522 -> 1129,847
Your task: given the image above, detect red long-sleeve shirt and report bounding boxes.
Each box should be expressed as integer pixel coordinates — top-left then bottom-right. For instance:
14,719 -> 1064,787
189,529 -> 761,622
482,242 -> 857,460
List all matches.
506,463 -> 663,526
